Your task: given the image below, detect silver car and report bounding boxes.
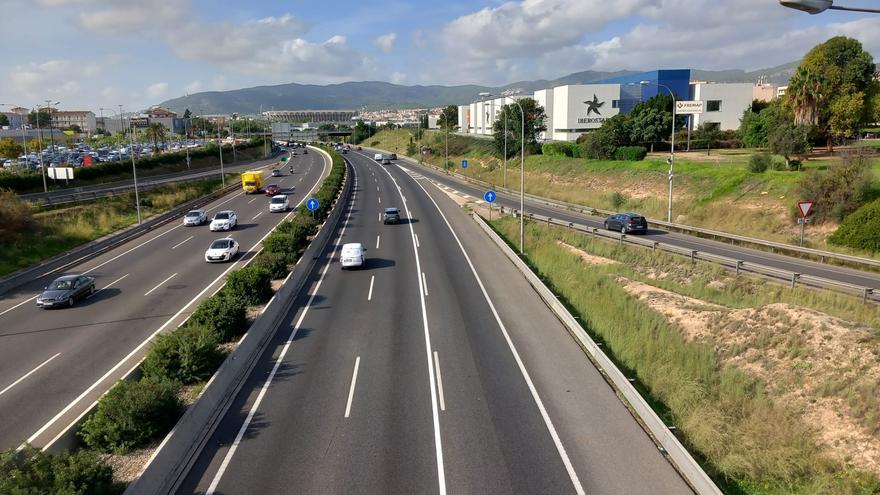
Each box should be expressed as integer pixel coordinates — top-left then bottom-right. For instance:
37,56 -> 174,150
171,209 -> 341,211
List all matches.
36,275 -> 96,308
183,209 -> 207,226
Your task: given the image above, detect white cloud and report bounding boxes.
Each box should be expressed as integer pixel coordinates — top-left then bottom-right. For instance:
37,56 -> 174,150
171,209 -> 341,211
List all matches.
373,32 -> 397,53
146,82 -> 169,98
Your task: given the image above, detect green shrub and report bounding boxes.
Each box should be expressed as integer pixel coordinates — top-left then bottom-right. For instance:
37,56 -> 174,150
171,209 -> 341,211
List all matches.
263,216 -> 315,258
829,199 -> 880,252
747,153 -> 772,173
613,146 -> 647,161
0,189 -> 35,245
141,324 -> 224,384
610,191 -> 627,210
189,293 -> 247,342
370,140 -> 380,146
224,266 -> 272,306
796,156 -> 873,223
541,141 -> 583,158
0,446 -> 120,495
79,378 -> 182,454
252,251 -> 290,279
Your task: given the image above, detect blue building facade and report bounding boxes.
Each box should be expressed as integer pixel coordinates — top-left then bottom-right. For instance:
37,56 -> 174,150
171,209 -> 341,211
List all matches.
598,69 -> 691,115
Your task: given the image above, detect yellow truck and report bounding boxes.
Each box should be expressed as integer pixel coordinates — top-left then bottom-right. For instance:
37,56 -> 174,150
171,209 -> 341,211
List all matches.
241,170 -> 263,194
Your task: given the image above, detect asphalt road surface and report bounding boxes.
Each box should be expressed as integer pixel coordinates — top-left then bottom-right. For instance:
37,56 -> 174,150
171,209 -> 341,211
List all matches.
175,151 -> 693,494
373,150 -> 880,291
0,148 -> 328,451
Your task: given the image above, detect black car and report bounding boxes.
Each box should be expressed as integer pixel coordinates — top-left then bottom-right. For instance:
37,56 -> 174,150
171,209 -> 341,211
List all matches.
604,213 -> 648,234
383,207 -> 401,224
36,274 -> 96,308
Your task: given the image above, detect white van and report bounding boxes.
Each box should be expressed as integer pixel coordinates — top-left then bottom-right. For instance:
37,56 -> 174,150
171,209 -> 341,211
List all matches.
374,153 -> 383,161
340,243 -> 366,269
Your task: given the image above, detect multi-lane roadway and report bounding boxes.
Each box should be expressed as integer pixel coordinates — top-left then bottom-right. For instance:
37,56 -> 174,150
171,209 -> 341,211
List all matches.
174,151 -> 693,494
0,149 -> 329,451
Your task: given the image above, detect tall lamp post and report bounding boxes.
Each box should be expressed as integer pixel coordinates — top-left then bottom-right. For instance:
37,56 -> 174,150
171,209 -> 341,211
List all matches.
631,80 -> 678,223
44,100 -> 59,153
480,91 -> 526,254
120,106 -> 141,224
217,123 -> 225,187
779,0 -> 880,13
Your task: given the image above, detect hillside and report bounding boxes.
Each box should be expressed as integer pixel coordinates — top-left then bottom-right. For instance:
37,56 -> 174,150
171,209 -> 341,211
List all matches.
160,63 -> 802,114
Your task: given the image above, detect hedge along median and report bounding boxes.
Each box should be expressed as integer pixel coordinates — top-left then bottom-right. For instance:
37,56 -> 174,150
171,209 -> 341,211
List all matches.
0,146 -> 347,492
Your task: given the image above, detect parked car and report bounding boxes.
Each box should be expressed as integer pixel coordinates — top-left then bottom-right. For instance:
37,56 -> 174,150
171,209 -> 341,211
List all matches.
265,184 -> 282,196
340,243 -> 366,269
604,213 -> 648,234
383,207 -> 401,224
269,195 -> 289,213
182,209 -> 207,226
36,274 -> 95,308
204,238 -> 239,263
210,211 -> 238,231
270,168 -> 282,177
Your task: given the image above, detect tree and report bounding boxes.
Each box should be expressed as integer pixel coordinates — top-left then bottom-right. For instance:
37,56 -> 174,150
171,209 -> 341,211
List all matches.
67,124 -> 82,134
629,103 -> 672,152
692,122 -> 722,155
351,120 -> 376,144
27,138 -> 41,152
786,36 -> 876,151
491,97 -> 547,158
28,110 -> 52,129
0,114 -> 8,127
0,138 -> 23,159
183,108 -> 192,119
438,105 -> 458,131
739,102 -> 790,148
583,113 -> 633,159
145,122 -> 167,152
767,122 -> 810,169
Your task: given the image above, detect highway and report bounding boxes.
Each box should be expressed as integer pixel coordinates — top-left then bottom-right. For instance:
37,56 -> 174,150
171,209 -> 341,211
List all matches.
175,151 -> 693,494
371,150 -> 880,291
0,148 -> 329,452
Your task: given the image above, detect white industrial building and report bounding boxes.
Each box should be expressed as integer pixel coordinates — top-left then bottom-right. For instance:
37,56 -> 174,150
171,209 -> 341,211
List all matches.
457,70 -> 758,142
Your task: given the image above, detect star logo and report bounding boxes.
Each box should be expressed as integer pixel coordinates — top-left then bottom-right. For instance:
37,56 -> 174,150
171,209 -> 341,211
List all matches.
585,94 -> 604,116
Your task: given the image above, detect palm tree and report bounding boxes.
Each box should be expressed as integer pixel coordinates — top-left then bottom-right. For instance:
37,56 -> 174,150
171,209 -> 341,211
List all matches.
786,67 -> 828,150
145,123 -> 166,152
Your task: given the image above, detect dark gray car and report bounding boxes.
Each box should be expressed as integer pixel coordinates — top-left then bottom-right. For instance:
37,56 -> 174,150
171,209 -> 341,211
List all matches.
383,207 -> 401,224
36,274 -> 96,308
604,213 -> 648,234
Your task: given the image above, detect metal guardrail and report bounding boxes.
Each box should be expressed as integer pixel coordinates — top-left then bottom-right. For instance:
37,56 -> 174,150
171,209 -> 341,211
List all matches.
471,212 -> 723,495
375,148 -> 880,272
500,206 -> 878,303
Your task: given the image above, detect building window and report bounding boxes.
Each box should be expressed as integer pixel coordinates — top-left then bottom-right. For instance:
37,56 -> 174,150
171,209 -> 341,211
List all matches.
612,100 -> 620,109
707,100 -> 722,112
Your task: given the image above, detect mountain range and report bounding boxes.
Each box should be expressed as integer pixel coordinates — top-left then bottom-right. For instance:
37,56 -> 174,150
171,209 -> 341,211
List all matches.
159,61 -> 802,115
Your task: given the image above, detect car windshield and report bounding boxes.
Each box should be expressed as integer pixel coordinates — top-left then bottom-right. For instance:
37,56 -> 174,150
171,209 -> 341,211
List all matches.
214,213 -> 230,220
211,240 -> 231,249
49,279 -> 73,290
185,211 -> 201,217
244,181 -> 256,186
271,197 -> 285,203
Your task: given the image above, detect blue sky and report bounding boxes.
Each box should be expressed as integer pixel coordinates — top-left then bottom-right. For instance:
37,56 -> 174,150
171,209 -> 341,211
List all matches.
2,0 -> 879,112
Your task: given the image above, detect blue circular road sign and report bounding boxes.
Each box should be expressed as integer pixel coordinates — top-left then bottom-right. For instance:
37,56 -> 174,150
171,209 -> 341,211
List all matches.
306,198 -> 319,212
484,190 -> 497,203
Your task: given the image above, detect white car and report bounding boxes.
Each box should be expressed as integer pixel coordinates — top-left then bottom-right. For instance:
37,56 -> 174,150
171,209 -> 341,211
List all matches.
210,211 -> 237,231
205,238 -> 239,263
340,243 -> 366,269
182,209 -> 207,226
374,153 -> 383,161
269,195 -> 289,213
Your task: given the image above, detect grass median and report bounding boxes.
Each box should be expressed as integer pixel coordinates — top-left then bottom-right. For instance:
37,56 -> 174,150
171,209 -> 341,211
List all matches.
487,214 -> 880,495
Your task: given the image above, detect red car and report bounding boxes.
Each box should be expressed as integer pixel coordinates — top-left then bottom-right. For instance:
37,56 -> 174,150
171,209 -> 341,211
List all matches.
265,184 -> 281,196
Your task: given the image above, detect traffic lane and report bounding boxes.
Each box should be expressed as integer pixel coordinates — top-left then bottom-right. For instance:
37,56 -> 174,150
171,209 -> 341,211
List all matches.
403,167 -> 695,494
0,154 -> 327,450
404,159 -> 880,289
0,151 -> 302,312
383,163 -> 578,493
180,158 -> 437,494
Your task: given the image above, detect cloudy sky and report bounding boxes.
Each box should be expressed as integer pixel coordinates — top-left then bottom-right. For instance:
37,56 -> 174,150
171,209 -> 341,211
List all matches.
2,0 -> 880,112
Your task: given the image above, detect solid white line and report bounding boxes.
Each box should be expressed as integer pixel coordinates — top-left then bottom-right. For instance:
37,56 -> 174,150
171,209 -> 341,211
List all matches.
376,163 -> 447,495
0,353 -> 61,397
207,157 -> 353,494
415,234 -> 420,248
252,211 -> 263,221
376,235 -> 380,249
422,272 -> 428,296
401,165 -> 586,495
344,356 -> 361,418
143,273 -> 177,296
171,235 -> 194,250
26,152 -> 332,450
87,273 -> 128,299
367,275 -> 375,301
433,351 -> 446,411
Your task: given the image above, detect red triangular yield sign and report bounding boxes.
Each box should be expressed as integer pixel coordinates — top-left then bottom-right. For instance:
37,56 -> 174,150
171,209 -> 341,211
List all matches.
797,201 -> 814,218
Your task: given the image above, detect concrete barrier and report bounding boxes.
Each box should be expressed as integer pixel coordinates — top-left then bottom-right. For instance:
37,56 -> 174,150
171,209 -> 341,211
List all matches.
470,212 -> 722,495
124,149 -> 350,495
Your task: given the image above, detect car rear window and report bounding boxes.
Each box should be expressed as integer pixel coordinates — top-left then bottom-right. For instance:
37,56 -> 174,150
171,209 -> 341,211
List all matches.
215,213 -> 229,219
211,240 -> 231,249
385,209 -> 399,214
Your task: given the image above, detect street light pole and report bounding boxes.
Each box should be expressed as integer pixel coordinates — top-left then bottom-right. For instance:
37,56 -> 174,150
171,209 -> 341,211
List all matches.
33,106 -> 48,192
119,106 -> 142,225
44,100 -> 58,153
779,0 -> 880,13
218,125 -> 225,187
635,81 -> 677,223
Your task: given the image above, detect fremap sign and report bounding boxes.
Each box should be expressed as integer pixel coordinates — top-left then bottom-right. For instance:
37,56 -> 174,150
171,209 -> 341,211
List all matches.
674,101 -> 705,114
